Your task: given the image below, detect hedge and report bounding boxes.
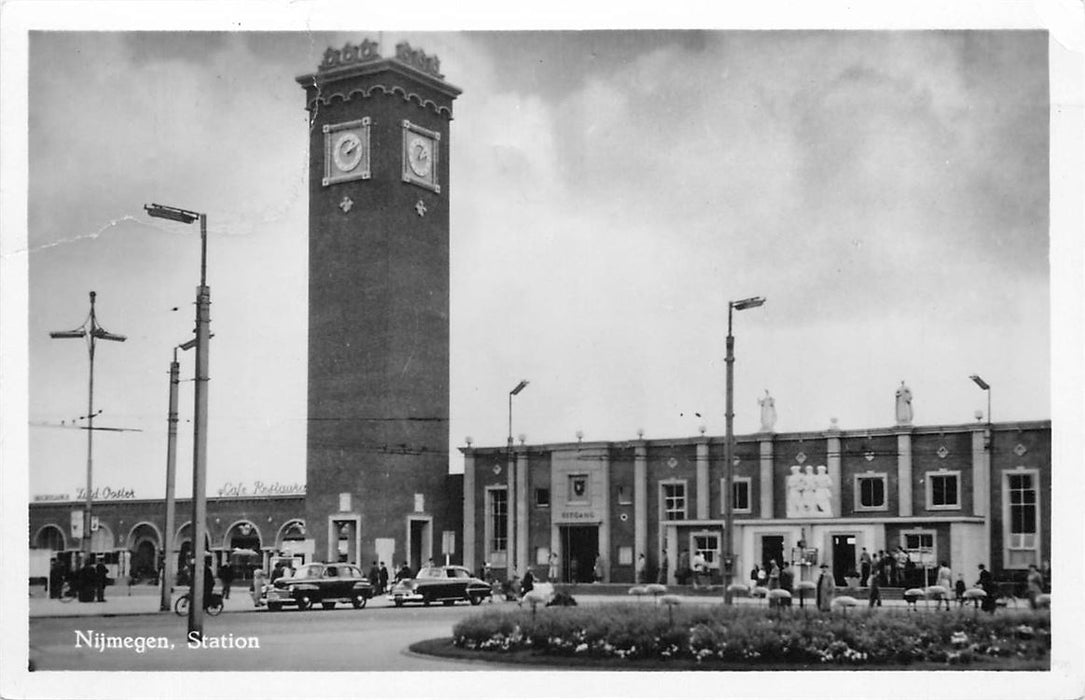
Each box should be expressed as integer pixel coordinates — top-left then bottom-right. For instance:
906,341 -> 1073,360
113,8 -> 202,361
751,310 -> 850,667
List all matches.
451,604 -> 1050,666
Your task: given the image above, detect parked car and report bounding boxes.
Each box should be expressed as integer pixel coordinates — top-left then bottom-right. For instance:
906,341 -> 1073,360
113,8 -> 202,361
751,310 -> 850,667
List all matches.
387,565 -> 492,607
265,562 -> 373,611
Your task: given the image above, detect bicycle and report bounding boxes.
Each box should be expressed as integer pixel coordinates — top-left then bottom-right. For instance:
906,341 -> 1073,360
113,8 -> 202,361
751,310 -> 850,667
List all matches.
57,580 -> 77,603
173,591 -> 224,616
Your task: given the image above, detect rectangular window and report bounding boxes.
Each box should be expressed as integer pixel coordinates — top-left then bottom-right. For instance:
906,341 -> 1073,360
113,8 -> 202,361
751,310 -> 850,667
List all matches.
1005,471 -> 1040,568
692,533 -> 720,569
617,485 -> 632,505
927,471 -> 960,510
661,482 -> 687,521
534,488 -> 550,508
488,488 -> 507,554
855,474 -> 887,511
732,478 -> 751,514
901,530 -> 936,568
618,546 -> 634,565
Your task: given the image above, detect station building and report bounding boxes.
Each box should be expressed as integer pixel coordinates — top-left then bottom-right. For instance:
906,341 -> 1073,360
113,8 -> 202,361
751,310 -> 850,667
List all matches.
462,416 -> 1050,587
29,493 -> 307,582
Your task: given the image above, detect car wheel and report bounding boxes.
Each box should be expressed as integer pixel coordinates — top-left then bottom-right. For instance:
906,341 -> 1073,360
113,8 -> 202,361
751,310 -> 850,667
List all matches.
469,594 -> 482,606
267,602 -> 282,612
393,599 -> 404,607
296,595 -> 313,611
321,602 -> 336,610
351,595 -> 367,609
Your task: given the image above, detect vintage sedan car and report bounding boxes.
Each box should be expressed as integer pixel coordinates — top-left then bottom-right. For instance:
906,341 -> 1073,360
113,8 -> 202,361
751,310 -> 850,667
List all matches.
387,566 -> 493,607
265,562 -> 373,611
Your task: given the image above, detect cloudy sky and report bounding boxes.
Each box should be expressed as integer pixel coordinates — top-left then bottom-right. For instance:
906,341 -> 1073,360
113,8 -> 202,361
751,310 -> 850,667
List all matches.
19,29 -> 1053,499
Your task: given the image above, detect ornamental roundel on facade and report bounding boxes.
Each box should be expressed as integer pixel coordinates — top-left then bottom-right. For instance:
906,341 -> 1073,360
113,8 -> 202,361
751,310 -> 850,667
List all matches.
795,451 -> 807,464
864,450 -> 875,462
492,464 -> 501,475
667,457 -> 678,469
937,445 -> 949,459
619,512 -> 629,522
1014,443 -> 1027,456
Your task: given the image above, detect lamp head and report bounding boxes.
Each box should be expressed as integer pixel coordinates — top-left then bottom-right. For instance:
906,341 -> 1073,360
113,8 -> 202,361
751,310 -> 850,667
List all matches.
144,203 -> 200,224
730,296 -> 766,311
969,375 -> 990,391
510,379 -> 529,396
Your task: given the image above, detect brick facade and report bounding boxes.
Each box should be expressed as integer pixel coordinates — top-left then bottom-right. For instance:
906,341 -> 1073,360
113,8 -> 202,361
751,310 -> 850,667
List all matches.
296,46 -> 461,572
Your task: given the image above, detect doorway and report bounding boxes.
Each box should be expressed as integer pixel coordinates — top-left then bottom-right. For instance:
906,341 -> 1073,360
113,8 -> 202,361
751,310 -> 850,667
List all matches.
407,517 -> 432,574
832,534 -> 857,586
761,535 -> 785,572
560,526 -> 599,583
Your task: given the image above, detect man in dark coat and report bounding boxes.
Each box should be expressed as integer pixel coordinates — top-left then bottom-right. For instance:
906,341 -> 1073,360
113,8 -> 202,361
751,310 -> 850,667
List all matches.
95,558 -> 109,602
779,562 -> 794,607
977,564 -> 996,613
816,564 -> 835,611
367,561 -> 381,594
378,562 -> 389,593
219,562 -> 234,600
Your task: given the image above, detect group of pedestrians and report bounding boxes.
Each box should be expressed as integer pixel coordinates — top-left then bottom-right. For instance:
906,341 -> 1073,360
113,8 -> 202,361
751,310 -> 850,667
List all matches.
51,557 -> 110,602
366,561 -> 391,594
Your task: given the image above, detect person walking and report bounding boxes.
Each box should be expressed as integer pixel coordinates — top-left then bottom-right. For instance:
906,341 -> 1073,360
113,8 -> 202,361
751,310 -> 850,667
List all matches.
547,551 -> 559,582
519,566 -> 535,605
219,562 -> 234,600
635,553 -> 647,584
816,564 -> 835,612
868,573 -> 882,608
859,548 -> 872,587
1026,564 -> 1044,609
95,558 -> 109,602
976,564 -> 996,613
692,551 -> 707,589
935,561 -> 952,610
677,549 -> 690,586
593,555 -> 604,583
657,549 -> 669,585
779,562 -> 794,607
768,559 -> 780,591
378,562 -> 389,593
367,561 -> 381,595
955,574 -> 967,608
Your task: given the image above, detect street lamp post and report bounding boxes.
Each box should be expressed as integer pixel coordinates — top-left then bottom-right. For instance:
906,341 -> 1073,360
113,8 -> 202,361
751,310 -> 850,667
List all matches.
970,375 -> 991,425
723,296 -> 765,604
49,291 -> 126,565
507,380 -> 528,575
145,203 -> 210,640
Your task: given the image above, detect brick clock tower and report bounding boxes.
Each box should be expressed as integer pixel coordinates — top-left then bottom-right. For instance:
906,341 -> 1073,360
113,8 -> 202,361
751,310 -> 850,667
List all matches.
296,40 -> 461,571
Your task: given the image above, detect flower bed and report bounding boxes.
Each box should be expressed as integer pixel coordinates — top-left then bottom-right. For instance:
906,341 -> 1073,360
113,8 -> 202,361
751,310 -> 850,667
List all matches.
451,604 -> 1050,667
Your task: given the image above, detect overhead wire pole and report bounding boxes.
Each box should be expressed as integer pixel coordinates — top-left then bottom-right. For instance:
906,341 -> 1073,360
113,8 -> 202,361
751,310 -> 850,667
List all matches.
160,345 -> 184,612
145,203 -> 210,640
49,291 -> 126,565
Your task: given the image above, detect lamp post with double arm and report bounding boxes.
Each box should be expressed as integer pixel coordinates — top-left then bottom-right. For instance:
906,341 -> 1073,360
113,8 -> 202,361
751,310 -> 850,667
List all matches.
49,291 -> 126,565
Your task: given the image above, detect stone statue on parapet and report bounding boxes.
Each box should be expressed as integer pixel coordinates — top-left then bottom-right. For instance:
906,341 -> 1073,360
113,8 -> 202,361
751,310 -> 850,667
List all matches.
895,380 -> 913,426
758,389 -> 777,432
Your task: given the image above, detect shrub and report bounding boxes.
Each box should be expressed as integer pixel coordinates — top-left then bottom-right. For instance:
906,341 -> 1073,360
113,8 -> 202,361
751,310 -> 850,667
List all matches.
451,603 -> 1050,667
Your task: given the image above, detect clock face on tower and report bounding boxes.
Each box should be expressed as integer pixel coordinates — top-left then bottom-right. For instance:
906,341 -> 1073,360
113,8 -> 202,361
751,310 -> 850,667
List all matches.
323,118 -> 371,186
401,120 -> 441,193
